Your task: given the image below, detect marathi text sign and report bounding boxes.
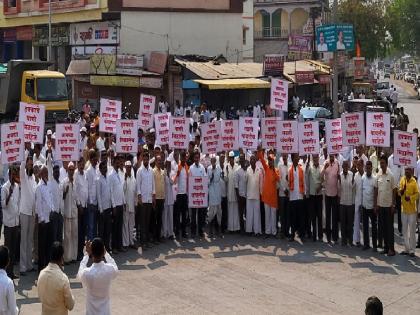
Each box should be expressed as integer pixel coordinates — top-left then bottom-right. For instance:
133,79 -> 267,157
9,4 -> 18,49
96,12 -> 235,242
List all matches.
261,118 -> 279,149
99,98 -> 121,134
169,117 -> 189,150
201,121 -> 221,154
366,112 -> 390,147
19,102 -> 45,144
277,120 -> 298,153
154,113 -> 171,145
325,118 -> 343,154
115,120 -> 138,154
270,79 -> 289,112
263,54 -> 285,76
341,112 -> 365,146
295,71 -> 314,84
1,122 -> 24,165
298,121 -> 320,156
393,131 -> 417,168
188,176 -> 209,208
219,120 -> 239,152
138,94 -> 155,131
239,117 -> 259,151
55,124 -> 80,162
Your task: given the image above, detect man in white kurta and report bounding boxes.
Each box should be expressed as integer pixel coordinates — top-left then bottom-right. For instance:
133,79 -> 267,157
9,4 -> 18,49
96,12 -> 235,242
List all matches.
62,163 -> 78,263
225,151 -> 240,232
162,159 -> 175,239
208,157 -> 222,235
246,155 -> 263,234
123,161 -> 136,248
353,158 -> 364,246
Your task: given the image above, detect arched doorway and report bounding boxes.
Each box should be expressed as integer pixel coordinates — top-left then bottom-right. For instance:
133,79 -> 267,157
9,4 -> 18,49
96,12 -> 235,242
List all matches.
290,8 -> 309,34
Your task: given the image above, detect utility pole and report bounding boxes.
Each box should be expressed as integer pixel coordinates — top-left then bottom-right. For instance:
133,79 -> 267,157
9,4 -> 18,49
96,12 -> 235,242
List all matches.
48,0 -> 52,62
332,0 -> 339,118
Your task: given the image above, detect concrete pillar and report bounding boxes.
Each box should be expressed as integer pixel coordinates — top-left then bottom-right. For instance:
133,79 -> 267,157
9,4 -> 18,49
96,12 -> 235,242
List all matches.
32,45 -> 39,60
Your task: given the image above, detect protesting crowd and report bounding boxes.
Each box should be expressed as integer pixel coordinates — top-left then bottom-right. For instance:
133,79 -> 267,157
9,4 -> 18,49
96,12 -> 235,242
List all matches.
0,96 -> 420,315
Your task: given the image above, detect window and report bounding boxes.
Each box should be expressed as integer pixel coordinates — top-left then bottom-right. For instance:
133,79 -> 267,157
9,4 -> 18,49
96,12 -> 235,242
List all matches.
37,78 -> 68,101
8,0 -> 17,7
25,79 -> 35,99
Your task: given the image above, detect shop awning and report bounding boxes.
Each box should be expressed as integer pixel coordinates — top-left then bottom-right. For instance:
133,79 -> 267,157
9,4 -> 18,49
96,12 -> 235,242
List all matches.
193,78 -> 270,90
66,60 -> 90,76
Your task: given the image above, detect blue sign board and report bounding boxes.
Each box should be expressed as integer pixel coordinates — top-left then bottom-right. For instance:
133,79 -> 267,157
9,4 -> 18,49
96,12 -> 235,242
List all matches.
315,24 -> 354,52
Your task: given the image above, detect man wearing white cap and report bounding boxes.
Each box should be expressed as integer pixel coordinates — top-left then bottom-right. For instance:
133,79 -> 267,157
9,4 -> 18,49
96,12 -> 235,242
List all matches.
79,127 -> 88,156
123,161 -> 137,249
225,151 -> 240,232
63,162 -> 78,263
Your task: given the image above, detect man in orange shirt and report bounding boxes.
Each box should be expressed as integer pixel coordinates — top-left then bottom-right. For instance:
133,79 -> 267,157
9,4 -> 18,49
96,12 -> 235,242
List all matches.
258,149 -> 280,237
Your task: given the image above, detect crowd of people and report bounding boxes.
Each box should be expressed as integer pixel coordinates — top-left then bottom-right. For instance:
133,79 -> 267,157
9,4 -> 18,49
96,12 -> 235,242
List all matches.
0,101 -> 418,314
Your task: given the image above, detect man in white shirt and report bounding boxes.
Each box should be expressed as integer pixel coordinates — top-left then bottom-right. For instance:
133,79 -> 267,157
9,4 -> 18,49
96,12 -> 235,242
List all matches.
2,168 -> 20,279
225,151 -> 240,232
235,154 -> 248,234
75,157 -> 89,260
63,162 -> 78,263
208,157 -> 222,236
246,155 -> 262,235
109,155 -> 125,253
307,155 -> 323,242
152,155 -> 165,243
219,153 -> 228,233
189,151 -> 207,237
338,160 -> 355,246
174,151 -> 189,238
288,154 -> 306,241
96,161 -> 112,253
352,159 -> 364,246
162,159 -> 175,239
78,238 -> 118,315
0,246 -> 18,315
123,161 -> 137,249
47,156 -> 64,244
388,153 -> 403,235
19,156 -> 37,275
362,161 -> 377,251
86,150 -> 99,241
278,154 -> 290,238
35,166 -> 54,273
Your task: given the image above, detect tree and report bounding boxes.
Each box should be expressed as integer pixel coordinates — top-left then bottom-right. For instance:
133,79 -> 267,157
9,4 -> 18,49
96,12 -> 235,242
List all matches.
337,0 -> 388,60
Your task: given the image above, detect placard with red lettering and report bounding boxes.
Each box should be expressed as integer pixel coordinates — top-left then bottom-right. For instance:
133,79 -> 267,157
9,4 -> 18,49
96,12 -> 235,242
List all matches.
188,176 -> 209,208
99,98 -> 121,134
341,112 -> 365,146
298,121 -> 320,155
55,124 -> 80,162
218,120 -> 239,152
169,117 -> 189,149
366,112 -> 390,147
154,113 -> 171,145
261,117 -> 280,149
270,79 -> 289,111
325,118 -> 343,154
393,131 -> 417,168
201,121 -> 221,154
277,120 -> 298,153
19,102 -> 45,144
115,120 -> 138,154
1,122 -> 24,165
239,117 -> 259,151
138,94 -> 156,131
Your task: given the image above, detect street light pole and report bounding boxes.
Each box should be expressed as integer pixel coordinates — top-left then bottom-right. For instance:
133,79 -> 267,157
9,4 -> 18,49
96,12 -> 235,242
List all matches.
48,0 -> 52,62
332,0 -> 339,118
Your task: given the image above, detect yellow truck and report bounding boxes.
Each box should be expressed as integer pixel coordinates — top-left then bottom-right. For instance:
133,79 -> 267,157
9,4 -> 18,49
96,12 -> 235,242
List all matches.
0,60 -> 70,124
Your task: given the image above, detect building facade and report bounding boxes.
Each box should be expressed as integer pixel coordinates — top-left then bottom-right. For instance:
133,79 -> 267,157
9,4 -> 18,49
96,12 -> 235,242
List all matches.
242,0 -> 254,61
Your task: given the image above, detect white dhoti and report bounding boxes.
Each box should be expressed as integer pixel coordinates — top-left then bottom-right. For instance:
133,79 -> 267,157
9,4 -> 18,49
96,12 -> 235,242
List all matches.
246,199 -> 261,234
227,201 -> 240,231
264,204 -> 277,235
353,202 -> 361,243
64,217 -> 78,263
123,209 -> 135,247
208,205 -> 222,226
19,214 -> 34,272
162,204 -> 174,238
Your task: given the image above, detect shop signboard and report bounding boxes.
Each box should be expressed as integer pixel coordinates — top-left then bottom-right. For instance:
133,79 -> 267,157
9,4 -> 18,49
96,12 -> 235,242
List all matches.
147,52 -> 168,74
295,71 -> 314,84
287,35 -> 312,61
263,54 -> 285,76
90,75 -> 140,88
70,21 -> 120,46
33,25 -> 69,46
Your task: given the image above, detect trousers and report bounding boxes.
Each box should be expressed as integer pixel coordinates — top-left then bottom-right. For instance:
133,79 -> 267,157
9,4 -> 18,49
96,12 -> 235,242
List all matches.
362,208 -> 377,248
112,205 -> 124,250
162,204 -> 174,238
153,199 -> 164,241
63,217 -> 78,262
325,196 -> 339,242
221,197 -> 228,232
353,202 -> 362,243
50,211 -> 63,243
99,209 -> 112,252
246,199 -> 261,234
379,207 -> 394,252
123,209 -> 135,247
19,214 -> 34,273
289,199 -> 304,238
339,204 -> 354,245
191,208 -> 206,236
140,203 -> 152,244
237,196 -> 246,232
402,212 -> 416,254
174,194 -> 188,236
4,226 -> 19,276
309,195 -> 323,241
38,222 -> 52,273
264,204 -> 277,235
279,196 -> 289,237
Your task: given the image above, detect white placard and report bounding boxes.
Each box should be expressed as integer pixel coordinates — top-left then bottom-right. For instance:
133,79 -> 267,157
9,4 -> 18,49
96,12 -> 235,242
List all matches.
298,120 -> 320,156
19,102 -> 45,144
115,120 -> 138,154
169,117 -> 189,150
366,112 -> 390,147
325,118 -> 343,155
154,113 -> 171,146
239,117 -> 259,151
188,176 -> 209,208
1,122 -> 24,165
277,120 -> 298,153
261,117 -> 279,149
393,131 -> 417,168
99,98 -> 121,134
219,120 -> 239,152
201,121 -> 221,154
270,78 -> 289,111
138,94 -> 156,131
55,124 -> 80,162
341,112 -> 365,146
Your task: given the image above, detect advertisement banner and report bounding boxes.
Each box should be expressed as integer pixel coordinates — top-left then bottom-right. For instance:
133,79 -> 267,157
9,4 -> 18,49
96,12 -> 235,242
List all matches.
393,131 -> 417,168
277,120 -> 298,153
201,121 -> 221,155
316,24 -> 354,52
298,121 -> 320,156
287,35 -> 313,61
325,118 -> 343,154
90,54 -> 116,75
270,78 -> 289,112
19,102 -> 45,144
239,117 -> 259,151
188,176 -> 209,208
263,54 -> 285,76
55,124 -> 80,162
70,21 -> 120,46
1,122 -> 24,165
138,94 -> 156,131
115,120 -> 138,154
169,117 -> 189,150
341,112 -> 365,146
366,112 -> 390,147
99,98 -> 121,134
219,120 -> 239,152
261,117 -> 279,149
154,113 -> 171,146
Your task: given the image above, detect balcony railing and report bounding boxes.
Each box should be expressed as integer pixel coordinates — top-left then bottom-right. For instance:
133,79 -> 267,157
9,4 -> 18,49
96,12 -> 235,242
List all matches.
254,27 -> 289,39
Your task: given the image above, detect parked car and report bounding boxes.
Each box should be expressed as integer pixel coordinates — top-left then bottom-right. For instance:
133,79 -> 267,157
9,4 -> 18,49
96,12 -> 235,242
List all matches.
375,81 -> 390,98
299,107 -> 332,127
